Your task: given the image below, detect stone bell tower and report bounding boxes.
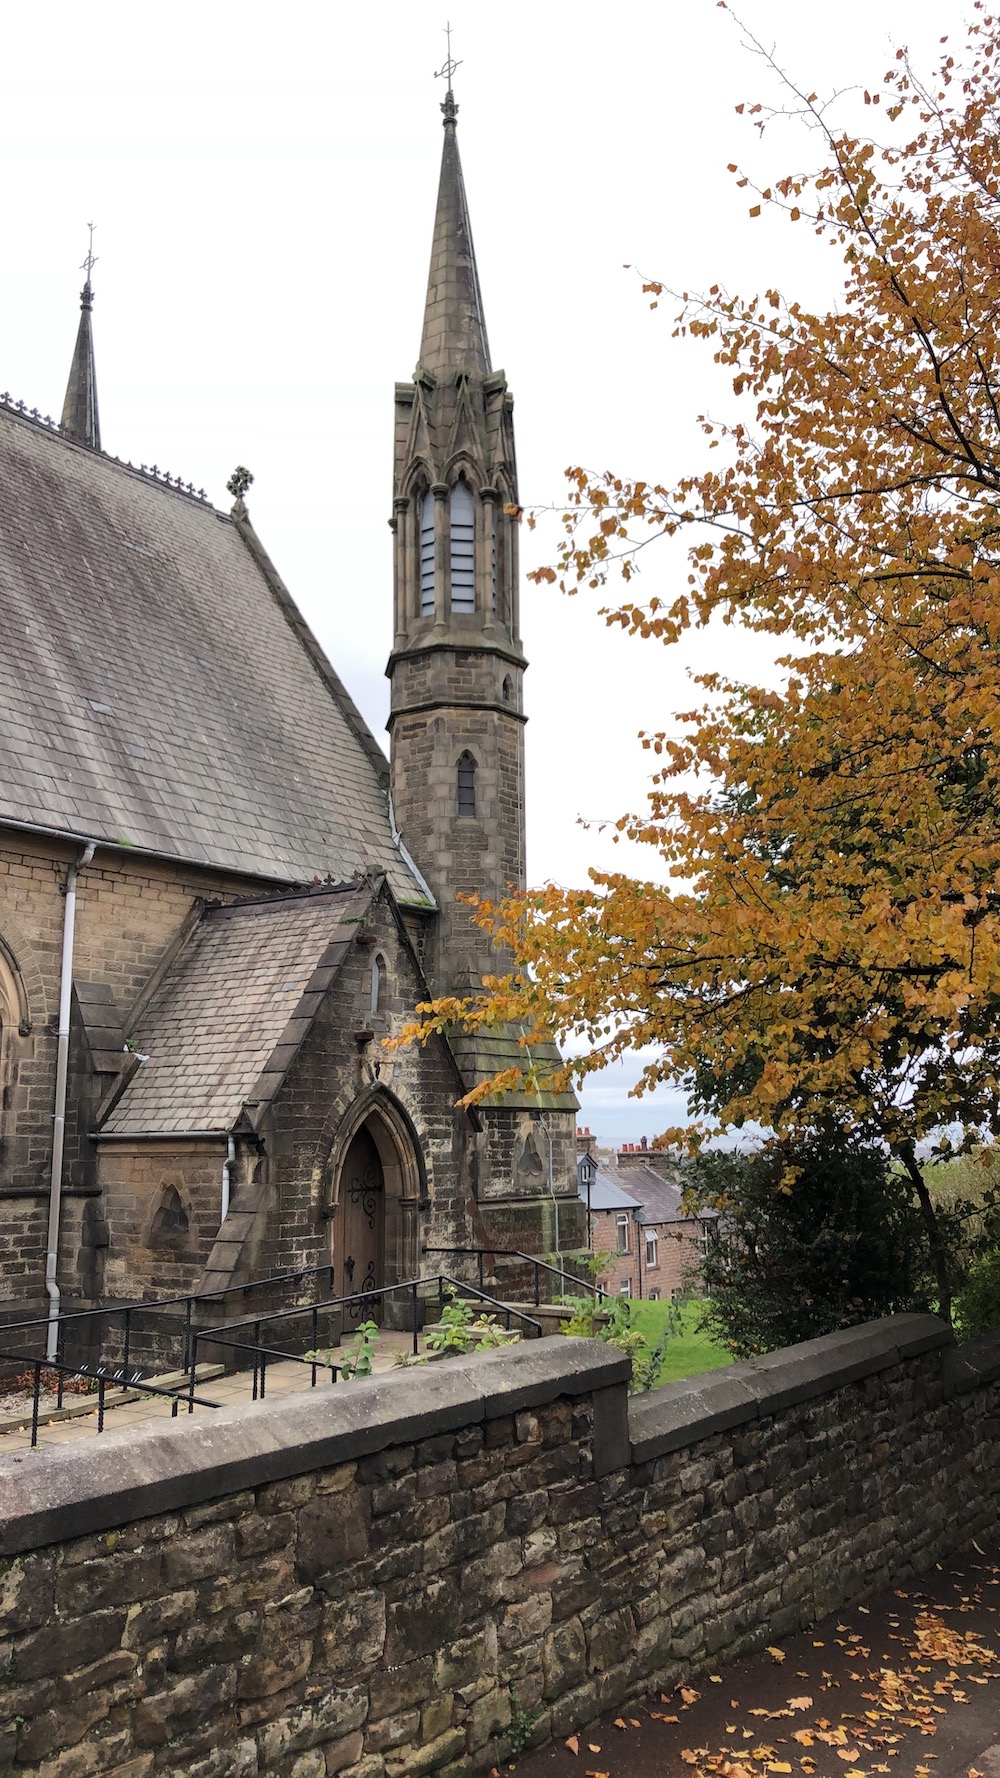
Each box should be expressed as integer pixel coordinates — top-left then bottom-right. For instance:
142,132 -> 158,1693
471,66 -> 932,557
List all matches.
387,80 -> 585,1257
387,80 -> 526,999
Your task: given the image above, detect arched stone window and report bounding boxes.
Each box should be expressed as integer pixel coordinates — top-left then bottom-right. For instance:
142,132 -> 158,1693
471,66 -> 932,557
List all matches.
419,489 -> 435,616
0,944 -> 26,1168
502,675 -> 512,704
371,952 -> 387,1015
457,751 -> 477,819
450,481 -> 475,613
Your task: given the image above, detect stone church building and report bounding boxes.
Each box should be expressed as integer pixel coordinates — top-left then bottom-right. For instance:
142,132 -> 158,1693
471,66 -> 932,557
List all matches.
0,86 -> 583,1334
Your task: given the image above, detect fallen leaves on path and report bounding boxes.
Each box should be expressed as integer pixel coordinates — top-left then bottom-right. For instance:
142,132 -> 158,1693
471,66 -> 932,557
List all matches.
546,1555 -> 998,1778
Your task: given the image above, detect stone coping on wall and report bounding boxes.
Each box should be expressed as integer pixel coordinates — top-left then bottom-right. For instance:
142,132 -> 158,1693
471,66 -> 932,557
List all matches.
6,1314 -> 998,1563
0,1336 -> 631,1557
629,1312 -> 956,1462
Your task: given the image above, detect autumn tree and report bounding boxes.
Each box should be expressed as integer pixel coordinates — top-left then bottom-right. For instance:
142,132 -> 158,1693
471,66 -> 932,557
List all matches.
402,10 -> 1000,1321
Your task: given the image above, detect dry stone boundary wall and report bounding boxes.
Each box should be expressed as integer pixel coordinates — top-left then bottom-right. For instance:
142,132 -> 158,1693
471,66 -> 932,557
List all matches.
1,1317 -> 999,1778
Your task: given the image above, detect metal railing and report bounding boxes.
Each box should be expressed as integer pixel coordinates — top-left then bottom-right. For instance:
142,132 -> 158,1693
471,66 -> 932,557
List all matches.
0,1351 -> 221,1447
0,1260 -> 340,1381
421,1246 -> 606,1307
0,1249 -> 581,1441
189,1274 -> 543,1402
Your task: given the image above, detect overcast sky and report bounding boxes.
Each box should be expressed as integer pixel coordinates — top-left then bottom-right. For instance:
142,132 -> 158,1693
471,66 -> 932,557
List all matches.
1,0 -> 948,1142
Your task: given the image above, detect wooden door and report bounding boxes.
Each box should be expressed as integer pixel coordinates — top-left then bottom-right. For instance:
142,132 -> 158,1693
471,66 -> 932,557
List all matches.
336,1127 -> 385,1323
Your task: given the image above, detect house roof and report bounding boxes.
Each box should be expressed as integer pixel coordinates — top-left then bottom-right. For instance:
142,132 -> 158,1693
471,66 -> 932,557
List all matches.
577,1169 -> 639,1212
100,882 -> 372,1138
581,1148 -> 711,1226
0,403 -> 427,903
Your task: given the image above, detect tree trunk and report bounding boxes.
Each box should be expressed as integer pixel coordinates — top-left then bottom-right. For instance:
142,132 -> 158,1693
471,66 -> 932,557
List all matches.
898,1142 -> 953,1326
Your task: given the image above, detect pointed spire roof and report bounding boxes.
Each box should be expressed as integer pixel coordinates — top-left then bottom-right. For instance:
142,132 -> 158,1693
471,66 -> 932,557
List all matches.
61,279 -> 101,451
419,87 -> 491,379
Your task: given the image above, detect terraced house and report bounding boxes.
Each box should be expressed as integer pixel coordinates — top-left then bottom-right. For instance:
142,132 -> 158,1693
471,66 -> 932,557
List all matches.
0,82 -> 583,1339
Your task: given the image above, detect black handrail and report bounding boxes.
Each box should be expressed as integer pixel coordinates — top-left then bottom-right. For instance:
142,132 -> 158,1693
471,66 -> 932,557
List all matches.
190,1273 -> 542,1392
421,1245 -> 605,1307
0,1260 -> 339,1381
0,1259 -> 337,1343
0,1351 -> 221,1448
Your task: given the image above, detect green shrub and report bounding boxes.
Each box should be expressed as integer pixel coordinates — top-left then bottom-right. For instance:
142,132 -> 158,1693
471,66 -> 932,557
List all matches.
692,1134 -> 930,1359
955,1248 -> 1000,1338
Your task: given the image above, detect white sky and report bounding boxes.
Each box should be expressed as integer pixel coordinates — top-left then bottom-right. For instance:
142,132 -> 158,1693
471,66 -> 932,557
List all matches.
0,0 -> 948,1142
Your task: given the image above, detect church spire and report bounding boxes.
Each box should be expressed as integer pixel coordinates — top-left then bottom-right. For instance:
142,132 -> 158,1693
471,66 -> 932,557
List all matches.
60,228 -> 101,451
419,70 -> 491,378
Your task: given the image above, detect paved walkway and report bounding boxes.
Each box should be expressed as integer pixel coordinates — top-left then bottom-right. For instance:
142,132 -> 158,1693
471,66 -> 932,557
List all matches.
512,1542 -> 1000,1778
0,1328 -> 429,1456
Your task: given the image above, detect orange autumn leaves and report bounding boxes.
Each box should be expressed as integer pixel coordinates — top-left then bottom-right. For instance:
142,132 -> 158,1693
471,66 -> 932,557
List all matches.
399,11 -> 1000,1175
552,1595 -> 998,1778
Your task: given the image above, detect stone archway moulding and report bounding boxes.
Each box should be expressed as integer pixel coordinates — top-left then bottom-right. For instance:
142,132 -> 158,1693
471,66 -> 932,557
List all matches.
0,926 -> 45,1032
323,1086 -> 429,1293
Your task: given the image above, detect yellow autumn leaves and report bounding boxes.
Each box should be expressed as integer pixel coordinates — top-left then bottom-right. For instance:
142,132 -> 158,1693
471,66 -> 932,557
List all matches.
398,14 -> 1000,1222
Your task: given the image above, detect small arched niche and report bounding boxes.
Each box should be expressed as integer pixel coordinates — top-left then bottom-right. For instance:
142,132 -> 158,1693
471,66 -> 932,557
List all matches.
150,1185 -> 191,1250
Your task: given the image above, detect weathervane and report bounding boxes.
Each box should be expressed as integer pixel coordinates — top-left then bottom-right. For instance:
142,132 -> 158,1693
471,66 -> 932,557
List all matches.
435,21 -> 462,109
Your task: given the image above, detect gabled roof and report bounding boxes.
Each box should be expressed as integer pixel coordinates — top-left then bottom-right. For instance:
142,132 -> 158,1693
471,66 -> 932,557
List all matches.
577,1170 -> 639,1212
582,1148 -> 710,1226
100,882 -> 373,1138
0,404 -> 428,903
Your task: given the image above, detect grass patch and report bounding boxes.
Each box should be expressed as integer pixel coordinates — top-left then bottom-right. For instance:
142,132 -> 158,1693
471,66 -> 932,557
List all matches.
627,1297 -> 733,1384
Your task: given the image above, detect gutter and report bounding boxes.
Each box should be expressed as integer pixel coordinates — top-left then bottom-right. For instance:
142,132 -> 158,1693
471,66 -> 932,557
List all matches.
45,839 -> 97,1360
221,1134 -> 235,1223
387,792 -> 436,906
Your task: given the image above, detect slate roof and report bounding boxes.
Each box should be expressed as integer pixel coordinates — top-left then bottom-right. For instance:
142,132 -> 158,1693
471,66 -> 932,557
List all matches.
580,1150 -> 714,1227
576,1170 -> 639,1213
0,405 -> 427,902
101,884 -> 370,1137
448,1030 -> 579,1110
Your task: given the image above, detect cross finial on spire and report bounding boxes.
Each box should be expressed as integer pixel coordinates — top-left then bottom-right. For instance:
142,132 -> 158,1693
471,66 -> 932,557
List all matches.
61,225 -> 101,448
81,222 -> 98,284
80,222 -> 98,310
435,21 -> 461,124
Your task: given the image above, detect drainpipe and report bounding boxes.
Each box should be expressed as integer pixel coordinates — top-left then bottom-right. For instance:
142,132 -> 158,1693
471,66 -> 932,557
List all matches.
45,839 -> 97,1360
536,1116 -> 560,1255
221,1134 -> 236,1223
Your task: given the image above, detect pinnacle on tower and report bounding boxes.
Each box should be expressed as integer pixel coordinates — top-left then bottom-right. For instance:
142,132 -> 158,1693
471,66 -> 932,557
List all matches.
418,83 -> 491,378
60,229 -> 101,451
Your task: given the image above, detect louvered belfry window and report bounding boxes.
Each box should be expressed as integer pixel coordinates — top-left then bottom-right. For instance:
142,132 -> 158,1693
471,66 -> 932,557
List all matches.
419,490 -> 435,615
457,751 -> 476,818
450,482 -> 476,612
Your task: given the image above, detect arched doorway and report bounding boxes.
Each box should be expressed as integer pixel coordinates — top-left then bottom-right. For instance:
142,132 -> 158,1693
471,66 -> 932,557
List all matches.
334,1125 -> 386,1322
325,1090 -> 427,1326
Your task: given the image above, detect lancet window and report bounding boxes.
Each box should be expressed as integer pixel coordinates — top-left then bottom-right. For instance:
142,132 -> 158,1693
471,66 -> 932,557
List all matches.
371,952 -> 387,1015
450,482 -> 475,612
457,751 -> 477,818
419,490 -> 435,616
0,945 -> 24,1171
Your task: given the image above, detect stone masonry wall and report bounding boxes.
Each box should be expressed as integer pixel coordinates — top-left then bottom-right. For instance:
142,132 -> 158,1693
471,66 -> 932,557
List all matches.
0,829 -> 276,1316
1,1320 -> 999,1778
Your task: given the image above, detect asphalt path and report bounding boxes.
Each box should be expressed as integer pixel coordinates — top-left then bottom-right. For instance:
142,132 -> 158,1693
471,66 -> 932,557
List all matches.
510,1541 -> 1000,1778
